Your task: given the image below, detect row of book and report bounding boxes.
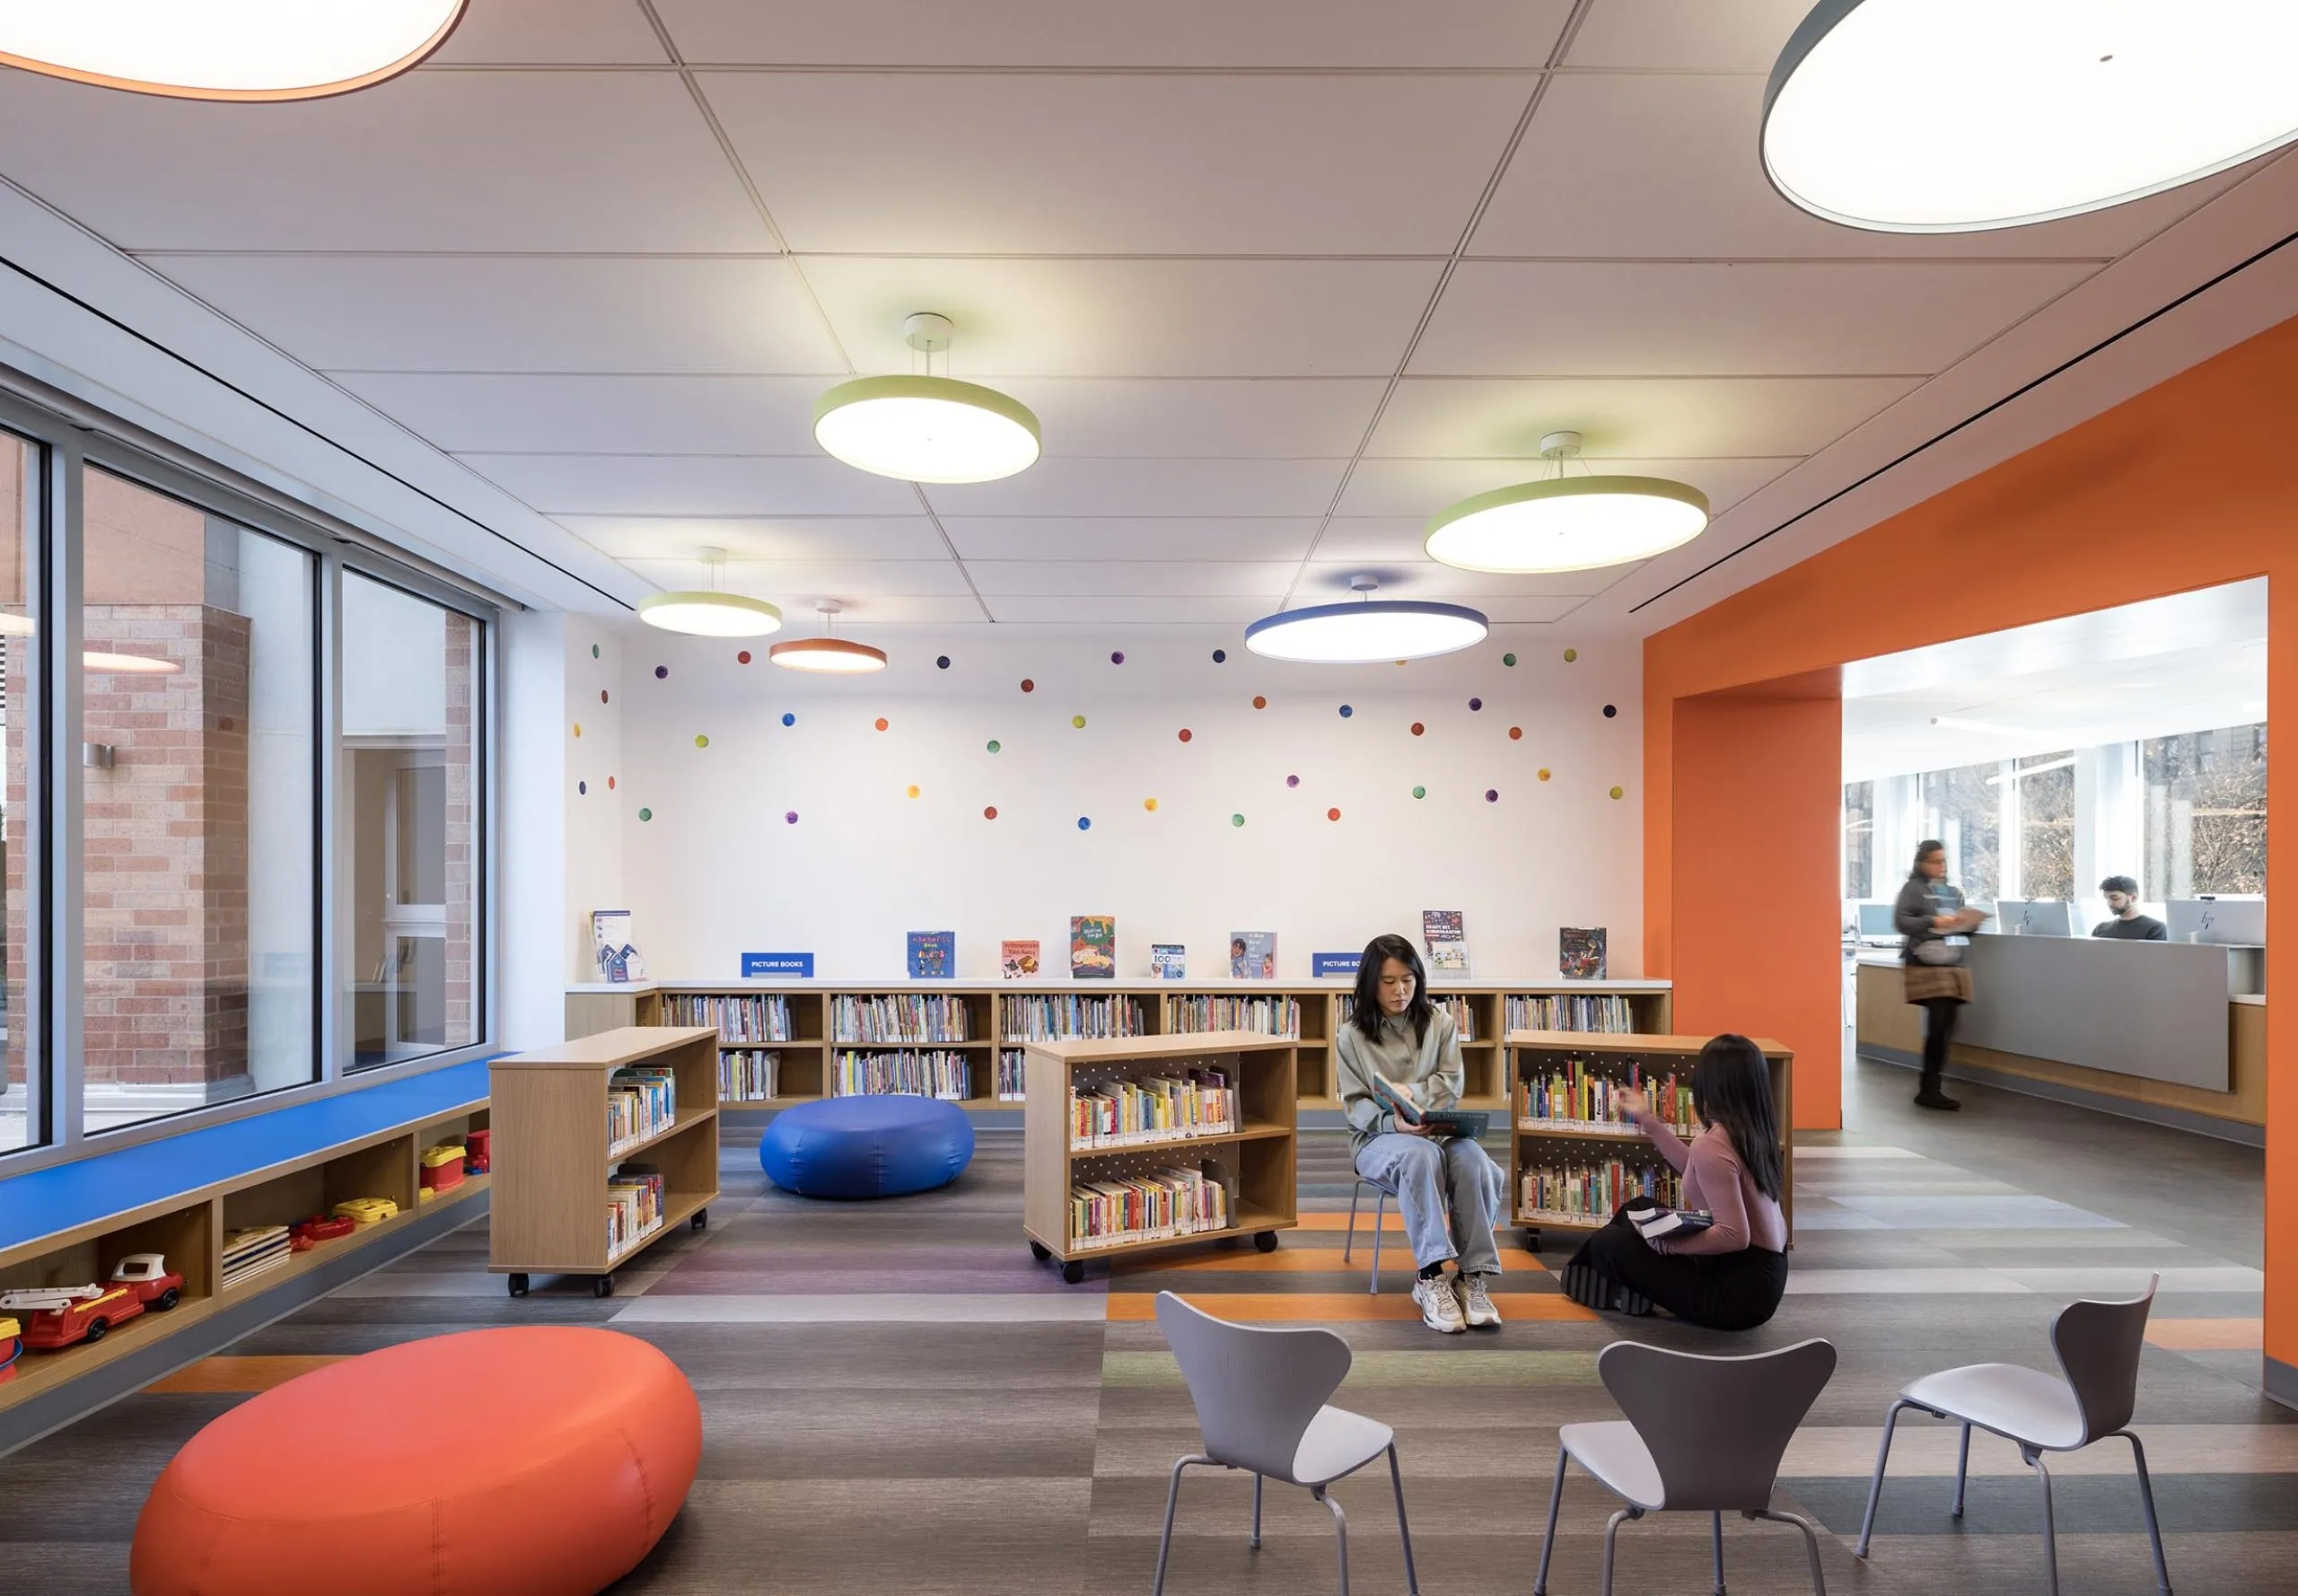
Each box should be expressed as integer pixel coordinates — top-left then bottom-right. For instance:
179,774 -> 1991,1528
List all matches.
831,993 -> 970,1044
996,1048 -> 1027,1102
1162,995 -> 1300,1038
1068,1162 -> 1232,1250
223,1224 -> 290,1289
1520,1160 -> 1683,1221
1508,994 -> 1637,1033
1515,1061 -> 1696,1136
1000,994 -> 1147,1041
607,1065 -> 677,1155
607,1165 -> 665,1258
1070,1069 -> 1235,1148
830,1049 -> 972,1100
1338,994 -> 1476,1041
664,992 -> 794,1042
719,1049 -> 779,1103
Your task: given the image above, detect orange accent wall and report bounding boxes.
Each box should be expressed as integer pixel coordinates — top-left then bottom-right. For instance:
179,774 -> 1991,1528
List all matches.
1643,310 -> 2298,1388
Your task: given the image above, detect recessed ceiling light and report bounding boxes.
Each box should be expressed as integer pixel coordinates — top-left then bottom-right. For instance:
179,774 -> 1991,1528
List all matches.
814,313 -> 1040,484
638,547 -> 784,638
770,602 -> 887,674
0,1 -> 467,101
1424,432 -> 1709,574
1246,577 -> 1488,664
1763,0 -> 2298,232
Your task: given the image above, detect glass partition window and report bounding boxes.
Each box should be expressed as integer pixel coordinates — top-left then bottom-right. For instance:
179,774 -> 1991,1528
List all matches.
1842,780 -> 1873,900
2012,752 -> 2075,901
1918,760 -> 2001,906
340,573 -> 480,1071
2145,723 -> 2267,898
2,433 -> 38,1153
80,468 -> 318,1134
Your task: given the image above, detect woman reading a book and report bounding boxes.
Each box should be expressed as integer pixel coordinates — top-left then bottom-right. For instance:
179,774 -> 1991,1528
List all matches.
1559,1033 -> 1788,1331
1337,934 -> 1508,1335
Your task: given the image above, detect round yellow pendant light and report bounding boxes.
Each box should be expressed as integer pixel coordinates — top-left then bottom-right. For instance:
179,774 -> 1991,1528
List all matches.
637,547 -> 783,639
814,314 -> 1040,485
1424,432 -> 1709,574
769,602 -> 886,674
0,1 -> 468,101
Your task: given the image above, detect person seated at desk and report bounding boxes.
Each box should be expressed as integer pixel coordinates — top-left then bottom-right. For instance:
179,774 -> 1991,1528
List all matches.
1559,1034 -> 1789,1331
2092,875 -> 2168,941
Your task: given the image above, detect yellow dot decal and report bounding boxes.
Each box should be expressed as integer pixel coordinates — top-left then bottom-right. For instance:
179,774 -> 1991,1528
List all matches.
1144,797 -> 1158,811
695,734 -> 709,748
1539,768 -> 1552,781
573,723 -> 582,738
907,785 -> 920,799
1609,785 -> 1624,800
1072,715 -> 1087,729
1564,648 -> 1579,662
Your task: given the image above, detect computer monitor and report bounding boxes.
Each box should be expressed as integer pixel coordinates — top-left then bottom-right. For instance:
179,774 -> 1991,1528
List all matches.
2165,897 -> 2267,946
1855,902 -> 1898,939
1990,899 -> 2073,937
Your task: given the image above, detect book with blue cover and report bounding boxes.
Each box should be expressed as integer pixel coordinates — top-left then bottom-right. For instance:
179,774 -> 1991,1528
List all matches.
1231,931 -> 1276,980
1151,943 -> 1186,980
907,930 -> 954,979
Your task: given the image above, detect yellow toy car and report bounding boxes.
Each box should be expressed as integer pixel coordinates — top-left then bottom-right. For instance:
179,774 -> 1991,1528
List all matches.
331,1197 -> 400,1227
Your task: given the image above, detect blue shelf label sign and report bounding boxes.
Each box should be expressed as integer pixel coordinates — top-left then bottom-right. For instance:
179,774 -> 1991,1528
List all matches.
741,951 -> 814,978
1311,951 -> 1362,978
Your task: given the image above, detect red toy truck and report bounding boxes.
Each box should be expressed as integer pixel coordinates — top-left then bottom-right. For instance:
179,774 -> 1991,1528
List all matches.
112,1253 -> 185,1311
0,1283 -> 143,1349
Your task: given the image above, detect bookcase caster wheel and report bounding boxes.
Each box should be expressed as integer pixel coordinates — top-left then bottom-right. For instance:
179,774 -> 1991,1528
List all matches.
1253,1231 -> 1279,1254
1061,1260 -> 1086,1285
1521,1228 -> 1541,1253
593,1274 -> 615,1299
507,1274 -> 529,1298
1029,1241 -> 1052,1261
691,1207 -> 709,1231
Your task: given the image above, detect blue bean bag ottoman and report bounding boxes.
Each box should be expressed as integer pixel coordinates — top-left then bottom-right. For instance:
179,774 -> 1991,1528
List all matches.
759,1095 -> 975,1199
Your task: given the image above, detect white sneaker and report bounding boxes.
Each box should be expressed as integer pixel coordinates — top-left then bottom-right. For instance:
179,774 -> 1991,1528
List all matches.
1414,1274 -> 1467,1334
1457,1272 -> 1503,1329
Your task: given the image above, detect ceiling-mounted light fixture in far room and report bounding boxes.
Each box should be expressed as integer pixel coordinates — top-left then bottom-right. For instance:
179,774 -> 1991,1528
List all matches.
1762,0 -> 2298,232
0,0 -> 468,101
814,313 -> 1042,484
769,601 -> 887,674
637,547 -> 783,638
1245,576 -> 1487,664
1424,432 -> 1709,574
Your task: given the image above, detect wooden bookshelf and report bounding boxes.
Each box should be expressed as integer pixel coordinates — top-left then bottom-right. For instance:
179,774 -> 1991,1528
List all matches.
1507,1030 -> 1793,1251
488,1026 -> 719,1298
1022,1030 -> 1299,1282
567,979 -> 1671,1114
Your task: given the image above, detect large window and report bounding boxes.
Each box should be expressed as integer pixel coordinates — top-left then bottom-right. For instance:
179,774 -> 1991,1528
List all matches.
1919,760 -> 2001,905
1842,780 -> 1873,899
2145,723 -> 2267,897
2011,751 -> 2075,901
2,432 -> 39,1153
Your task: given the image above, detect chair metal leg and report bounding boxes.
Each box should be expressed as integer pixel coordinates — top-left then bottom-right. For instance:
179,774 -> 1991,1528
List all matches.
1251,1472 -> 1264,1550
1370,1189 -> 1386,1295
1599,1506 -> 1639,1596
1344,1182 -> 1362,1264
1153,1455 -> 1208,1596
1533,1445 -> 1567,1596
1855,1399 -> 1913,1557
2118,1431 -> 2173,1595
1712,1510 -> 1726,1596
1385,1443 -> 1420,1596
2026,1449 -> 2060,1596
1314,1485 -> 1349,1596
1752,1509 -> 1828,1596
1952,1422 -> 1971,1517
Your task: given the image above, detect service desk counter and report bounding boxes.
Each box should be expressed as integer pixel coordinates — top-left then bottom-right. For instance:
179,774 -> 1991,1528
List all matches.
1854,938 -> 2264,1138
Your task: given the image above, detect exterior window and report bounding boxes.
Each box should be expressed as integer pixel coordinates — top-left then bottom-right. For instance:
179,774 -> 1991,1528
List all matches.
1919,761 -> 2001,906
2144,723 -> 2267,897
1842,780 -> 1873,900
1,432 -> 39,1152
81,468 -> 318,1133
2012,753 -> 2075,901
340,573 -> 479,1071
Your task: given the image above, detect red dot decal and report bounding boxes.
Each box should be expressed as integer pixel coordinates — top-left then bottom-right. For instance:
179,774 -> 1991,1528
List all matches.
1327,808 -> 1341,821
738,650 -> 752,664
1021,679 -> 1035,693
1178,728 -> 1193,743
1252,696 -> 1267,709
601,690 -> 609,704
608,776 -> 617,790
983,806 -> 998,820
1410,722 -> 1425,736
1509,726 -> 1523,741
874,717 -> 889,732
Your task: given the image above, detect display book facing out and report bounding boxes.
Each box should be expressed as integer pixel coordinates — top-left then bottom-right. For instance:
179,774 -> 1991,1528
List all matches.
487,1027 -> 720,1299
567,980 -> 1672,1113
1022,1030 -> 1299,1283
1506,1030 -> 1794,1251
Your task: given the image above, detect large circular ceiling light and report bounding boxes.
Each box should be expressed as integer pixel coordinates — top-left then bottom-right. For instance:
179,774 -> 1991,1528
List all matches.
637,547 -> 783,638
0,1 -> 468,101
1763,0 -> 2298,233
1425,432 -> 1709,574
1245,577 -> 1487,665
769,602 -> 887,674
814,313 -> 1040,485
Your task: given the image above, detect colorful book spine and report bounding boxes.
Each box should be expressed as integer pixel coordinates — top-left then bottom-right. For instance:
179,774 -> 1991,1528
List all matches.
830,1048 -> 972,1101
1068,1069 -> 1236,1148
664,993 -> 794,1043
1067,1162 -> 1232,1250
1519,1160 -> 1682,1221
1338,994 -> 1475,1041
831,993 -> 970,1043
718,1049 -> 779,1103
606,1167 -> 667,1256
996,1048 -> 1028,1102
999,993 -> 1147,1041
1162,995 -> 1300,1038
1507,994 -> 1635,1034
1513,1058 -> 1696,1136
606,1066 -> 678,1154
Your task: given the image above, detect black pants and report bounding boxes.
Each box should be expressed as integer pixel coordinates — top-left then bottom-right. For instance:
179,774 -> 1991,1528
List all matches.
1919,997 -> 1961,1096
1566,1206 -> 1788,1332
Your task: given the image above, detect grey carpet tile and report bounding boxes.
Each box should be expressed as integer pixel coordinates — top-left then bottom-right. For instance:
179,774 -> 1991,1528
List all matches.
694,1386 -> 1103,1480
617,1324 -> 1108,1389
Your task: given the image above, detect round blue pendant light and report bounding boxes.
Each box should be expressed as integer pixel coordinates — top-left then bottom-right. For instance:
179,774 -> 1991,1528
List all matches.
1246,578 -> 1487,664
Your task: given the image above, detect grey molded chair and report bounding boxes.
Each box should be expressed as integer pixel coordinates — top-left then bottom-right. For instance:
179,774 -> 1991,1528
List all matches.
1535,1338 -> 1838,1596
1341,1176 -> 1393,1294
1856,1275 -> 2171,1596
1152,1290 -> 1417,1596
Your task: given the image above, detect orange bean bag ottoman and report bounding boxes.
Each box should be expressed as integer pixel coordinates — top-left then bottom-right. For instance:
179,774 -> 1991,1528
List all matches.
131,1327 -> 700,1596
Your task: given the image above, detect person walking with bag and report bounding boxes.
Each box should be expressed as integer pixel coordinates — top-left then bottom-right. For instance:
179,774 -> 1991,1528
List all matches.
1896,840 -> 1988,1110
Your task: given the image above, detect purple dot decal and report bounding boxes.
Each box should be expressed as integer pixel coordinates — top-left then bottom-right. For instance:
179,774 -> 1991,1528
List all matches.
936,655 -> 951,670
1603,704 -> 1618,718
781,712 -> 795,727
1285,774 -> 1300,788
785,811 -> 799,825
1212,649 -> 1227,663
654,665 -> 668,680
1485,789 -> 1499,802
1078,816 -> 1092,831
1110,651 -> 1126,664
578,781 -> 587,795
737,650 -> 752,664
1338,704 -> 1353,718
1469,697 -> 1483,712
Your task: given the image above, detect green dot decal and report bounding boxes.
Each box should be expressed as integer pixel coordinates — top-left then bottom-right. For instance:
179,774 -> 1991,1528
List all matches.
1412,785 -> 1425,799
1565,647 -> 1579,662
591,644 -> 600,659
987,739 -> 1001,753
1503,653 -> 1517,667
1231,813 -> 1246,827
694,734 -> 709,748
638,807 -> 653,822
1072,714 -> 1087,729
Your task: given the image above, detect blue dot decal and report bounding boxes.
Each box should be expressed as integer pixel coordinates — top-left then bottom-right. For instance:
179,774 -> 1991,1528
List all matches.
578,781 -> 587,794
936,654 -> 952,670
1338,705 -> 1354,718
781,712 -> 795,727
1212,648 -> 1227,663
1603,704 -> 1618,718
1078,816 -> 1092,831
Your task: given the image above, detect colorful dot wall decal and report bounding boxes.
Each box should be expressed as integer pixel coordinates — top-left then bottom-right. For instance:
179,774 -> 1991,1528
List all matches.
1072,715 -> 1087,729
1410,722 -> 1425,736
1504,653 -> 1517,667
1603,704 -> 1618,718
984,806 -> 998,820
1145,797 -> 1158,811
592,644 -> 600,659
737,650 -> 751,664
781,713 -> 795,727
1485,789 -> 1499,802
936,655 -> 951,670
1178,728 -> 1192,742
573,723 -> 582,737
874,717 -> 890,731
1610,786 -> 1625,800
1412,785 -> 1426,799
578,781 -> 586,794
786,811 -> 799,824
1021,679 -> 1035,693
987,739 -> 1001,753
601,690 -> 609,704
1232,813 -> 1246,827
1252,696 -> 1267,709
1110,651 -> 1125,664
907,785 -> 920,799
695,734 -> 708,748
1509,726 -> 1522,741
608,776 -> 616,789
1469,697 -> 1483,711
1078,816 -> 1092,830
1565,648 -> 1579,662
1285,774 -> 1300,788
1212,649 -> 1227,662
1539,768 -> 1552,781
1327,808 -> 1341,821
1338,704 -> 1353,718
639,807 -> 653,821
654,665 -> 668,680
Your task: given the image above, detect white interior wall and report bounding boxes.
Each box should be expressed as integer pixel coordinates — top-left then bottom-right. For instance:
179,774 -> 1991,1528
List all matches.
564,616 -> 627,982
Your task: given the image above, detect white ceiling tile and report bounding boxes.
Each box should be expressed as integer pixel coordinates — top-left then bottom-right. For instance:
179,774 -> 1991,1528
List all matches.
1561,0 -> 1812,72
1000,379 -> 1388,458
1301,559 -> 1628,599
923,458 -> 1346,518
619,557 -> 974,598
431,0 -> 671,63
1409,260 -> 2099,377
1476,73 -> 2240,261
556,516 -> 950,562
968,561 -> 1297,598
943,518 -> 1320,562
1307,519 -> 1436,564
333,373 -> 826,453
656,0 -> 1574,66
803,257 -> 1439,377
457,453 -> 920,516
703,72 -> 1532,254
774,595 -> 989,626
150,257 -> 845,374
1368,375 -> 1925,460
985,596 -> 1270,624
1335,456 -> 1799,518
0,71 -> 769,252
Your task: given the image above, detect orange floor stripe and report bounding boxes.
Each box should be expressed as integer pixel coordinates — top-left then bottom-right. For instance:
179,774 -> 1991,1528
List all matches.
2146,1317 -> 2264,1351
148,1355 -> 346,1393
1106,1291 -> 1598,1323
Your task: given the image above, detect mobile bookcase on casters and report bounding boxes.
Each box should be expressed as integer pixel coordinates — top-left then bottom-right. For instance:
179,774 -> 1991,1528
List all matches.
1022,1030 -> 1299,1284
488,1026 -> 720,1299
1507,1030 -> 1794,1252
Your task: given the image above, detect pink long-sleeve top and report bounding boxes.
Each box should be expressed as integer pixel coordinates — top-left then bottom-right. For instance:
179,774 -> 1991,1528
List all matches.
1632,1116 -> 1786,1256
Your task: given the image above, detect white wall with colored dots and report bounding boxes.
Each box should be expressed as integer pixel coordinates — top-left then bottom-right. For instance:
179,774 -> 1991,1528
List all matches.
563,627 -> 1644,984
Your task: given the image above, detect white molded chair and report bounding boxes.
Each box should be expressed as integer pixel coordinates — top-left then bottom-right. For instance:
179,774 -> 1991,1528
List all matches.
1856,1275 -> 2171,1596
1535,1338 -> 1838,1596
1152,1290 -> 1417,1596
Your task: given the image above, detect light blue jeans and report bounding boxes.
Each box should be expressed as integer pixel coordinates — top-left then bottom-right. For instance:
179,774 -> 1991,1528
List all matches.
1355,1132 -> 1506,1276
